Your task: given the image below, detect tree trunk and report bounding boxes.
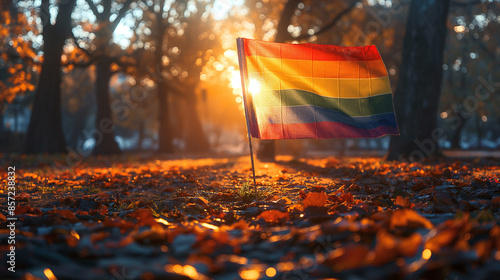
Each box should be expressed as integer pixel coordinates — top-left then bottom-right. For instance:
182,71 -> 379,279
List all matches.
256,0 -> 301,161
24,0 -> 76,154
184,86 -> 210,154
386,0 -> 450,161
13,101 -> 18,133
92,57 -> 121,155
450,114 -> 468,149
154,0 -> 174,153
0,103 -> 4,133
137,120 -> 144,150
476,114 -> 483,149
157,81 -> 174,153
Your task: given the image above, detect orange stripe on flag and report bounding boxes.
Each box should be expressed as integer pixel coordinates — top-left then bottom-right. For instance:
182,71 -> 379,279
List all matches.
246,56 -> 389,79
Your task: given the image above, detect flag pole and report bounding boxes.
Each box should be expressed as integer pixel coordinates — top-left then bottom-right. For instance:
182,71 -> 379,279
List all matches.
237,38 -> 258,201
247,131 -> 258,202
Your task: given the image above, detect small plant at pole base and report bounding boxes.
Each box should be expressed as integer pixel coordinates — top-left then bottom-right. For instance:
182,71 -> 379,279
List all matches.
238,181 -> 267,203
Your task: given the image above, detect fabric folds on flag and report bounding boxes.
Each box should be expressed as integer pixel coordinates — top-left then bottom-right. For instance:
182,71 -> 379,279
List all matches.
236,38 -> 400,140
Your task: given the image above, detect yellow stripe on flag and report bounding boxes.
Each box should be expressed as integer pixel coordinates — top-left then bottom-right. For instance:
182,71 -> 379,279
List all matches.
248,72 -> 392,99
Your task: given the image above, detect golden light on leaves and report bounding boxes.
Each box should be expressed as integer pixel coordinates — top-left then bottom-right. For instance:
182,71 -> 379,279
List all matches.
183,265 -> 198,279
154,218 -> 170,226
422,249 -> 432,260
239,269 -> 260,280
165,264 -> 202,279
276,261 -> 294,271
44,268 -> 57,280
200,222 -> 219,231
70,229 -> 80,240
265,267 -> 276,277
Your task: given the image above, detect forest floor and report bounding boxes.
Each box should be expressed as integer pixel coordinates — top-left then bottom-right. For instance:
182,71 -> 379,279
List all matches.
1,155 -> 500,280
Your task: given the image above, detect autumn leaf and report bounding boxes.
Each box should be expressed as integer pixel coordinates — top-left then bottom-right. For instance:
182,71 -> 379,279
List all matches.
303,191 -> 328,208
323,244 -> 370,271
369,229 -> 423,266
48,209 -> 78,222
90,232 -> 111,243
395,195 -> 411,208
399,233 -> 423,257
129,208 -> 158,227
425,228 -> 457,252
257,210 -> 289,223
15,205 -> 41,215
491,196 -> 500,211
14,192 -> 30,202
134,224 -> 169,244
390,209 -> 433,230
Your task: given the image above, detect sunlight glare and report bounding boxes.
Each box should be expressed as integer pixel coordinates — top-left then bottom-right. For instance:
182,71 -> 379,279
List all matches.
212,0 -> 245,20
248,78 -> 261,95
230,71 -> 241,89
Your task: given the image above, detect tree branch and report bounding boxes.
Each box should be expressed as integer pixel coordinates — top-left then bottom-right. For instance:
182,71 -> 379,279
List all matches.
40,0 -> 51,29
71,31 -> 93,57
110,0 -> 134,33
85,0 -> 100,17
296,1 -> 359,41
275,0 -> 301,42
62,54 -> 102,67
110,55 -> 136,68
5,50 -> 41,66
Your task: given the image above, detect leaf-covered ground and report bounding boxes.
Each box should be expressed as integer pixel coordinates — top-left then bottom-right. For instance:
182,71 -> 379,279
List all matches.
1,156 -> 500,280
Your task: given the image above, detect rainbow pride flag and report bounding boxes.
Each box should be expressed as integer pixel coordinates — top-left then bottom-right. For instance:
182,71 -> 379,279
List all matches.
236,38 -> 399,140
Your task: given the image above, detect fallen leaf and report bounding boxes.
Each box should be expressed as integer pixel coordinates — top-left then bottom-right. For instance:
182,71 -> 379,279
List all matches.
15,192 -> 30,201
395,195 -> 411,208
303,191 -> 328,208
390,209 -> 433,230
48,209 -> 78,222
90,232 -> 111,243
425,228 -> 457,252
399,233 -> 423,257
257,210 -> 289,223
323,244 -> 370,271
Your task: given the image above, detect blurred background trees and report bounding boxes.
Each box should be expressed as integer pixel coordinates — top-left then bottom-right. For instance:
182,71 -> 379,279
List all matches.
386,0 -> 451,160
1,0 -> 499,160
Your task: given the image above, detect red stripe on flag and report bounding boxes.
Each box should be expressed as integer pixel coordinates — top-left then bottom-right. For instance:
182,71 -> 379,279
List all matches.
243,38 -> 381,61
